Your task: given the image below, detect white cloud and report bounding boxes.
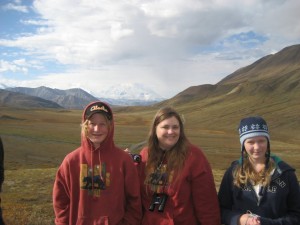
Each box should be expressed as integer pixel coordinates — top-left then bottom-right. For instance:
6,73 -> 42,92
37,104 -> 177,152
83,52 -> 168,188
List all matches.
0,60 -> 27,73
0,58 -> 43,74
252,0 -> 300,39
2,3 -> 29,13
110,22 -> 134,41
20,19 -> 50,26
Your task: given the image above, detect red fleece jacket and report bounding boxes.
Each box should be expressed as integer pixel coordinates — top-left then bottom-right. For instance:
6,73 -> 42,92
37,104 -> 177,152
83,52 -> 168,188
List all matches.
53,102 -> 142,225
138,144 -> 221,225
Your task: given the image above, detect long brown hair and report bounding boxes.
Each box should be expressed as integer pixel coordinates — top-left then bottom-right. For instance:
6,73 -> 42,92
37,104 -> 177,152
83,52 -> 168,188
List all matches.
233,149 -> 275,188
145,107 -> 188,182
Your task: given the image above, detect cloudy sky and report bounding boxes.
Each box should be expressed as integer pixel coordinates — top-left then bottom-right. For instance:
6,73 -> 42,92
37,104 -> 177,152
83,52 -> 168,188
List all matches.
1,0 -> 300,98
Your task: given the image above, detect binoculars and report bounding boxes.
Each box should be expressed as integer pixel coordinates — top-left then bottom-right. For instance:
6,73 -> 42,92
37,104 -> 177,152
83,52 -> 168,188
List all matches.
149,193 -> 168,212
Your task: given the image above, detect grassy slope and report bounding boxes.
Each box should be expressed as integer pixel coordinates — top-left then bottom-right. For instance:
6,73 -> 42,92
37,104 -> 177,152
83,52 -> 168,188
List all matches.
1,100 -> 300,224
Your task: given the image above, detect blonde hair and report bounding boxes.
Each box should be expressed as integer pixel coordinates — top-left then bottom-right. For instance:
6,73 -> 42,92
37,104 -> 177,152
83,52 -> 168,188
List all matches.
145,107 -> 188,183
233,157 -> 275,188
81,119 -> 89,138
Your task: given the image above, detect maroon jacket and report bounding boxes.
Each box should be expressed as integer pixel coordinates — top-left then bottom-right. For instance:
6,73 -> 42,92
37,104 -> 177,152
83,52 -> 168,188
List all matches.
138,144 -> 221,225
53,102 -> 142,225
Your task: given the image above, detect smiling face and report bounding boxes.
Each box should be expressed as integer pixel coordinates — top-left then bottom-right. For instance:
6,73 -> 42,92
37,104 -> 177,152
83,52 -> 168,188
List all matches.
244,136 -> 268,163
156,116 -> 180,150
86,113 -> 110,149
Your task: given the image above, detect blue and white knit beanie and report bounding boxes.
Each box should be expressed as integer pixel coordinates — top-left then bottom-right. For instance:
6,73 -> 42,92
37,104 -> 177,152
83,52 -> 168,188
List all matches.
238,116 -> 270,145
238,116 -> 271,172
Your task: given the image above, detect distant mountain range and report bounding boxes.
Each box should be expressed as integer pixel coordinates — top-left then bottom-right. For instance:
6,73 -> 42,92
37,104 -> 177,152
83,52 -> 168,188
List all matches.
0,83 -> 165,109
0,88 -> 63,109
1,44 -> 300,112
4,86 -> 98,109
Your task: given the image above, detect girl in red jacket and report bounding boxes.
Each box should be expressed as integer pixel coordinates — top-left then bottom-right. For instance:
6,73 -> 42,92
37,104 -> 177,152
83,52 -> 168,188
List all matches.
53,101 -> 142,225
137,107 -> 221,225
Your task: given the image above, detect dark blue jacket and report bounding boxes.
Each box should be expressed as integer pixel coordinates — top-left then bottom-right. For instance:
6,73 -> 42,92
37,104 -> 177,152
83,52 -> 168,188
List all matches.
218,155 -> 300,225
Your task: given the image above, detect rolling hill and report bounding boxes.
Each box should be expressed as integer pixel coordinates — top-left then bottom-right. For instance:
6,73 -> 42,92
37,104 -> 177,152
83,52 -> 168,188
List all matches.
5,86 -> 98,109
219,44 -> 300,85
0,89 -> 63,109
163,44 -> 300,104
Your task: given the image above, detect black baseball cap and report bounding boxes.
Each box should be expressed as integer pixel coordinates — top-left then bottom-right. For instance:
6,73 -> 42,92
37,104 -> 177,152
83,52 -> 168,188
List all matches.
84,102 -> 112,120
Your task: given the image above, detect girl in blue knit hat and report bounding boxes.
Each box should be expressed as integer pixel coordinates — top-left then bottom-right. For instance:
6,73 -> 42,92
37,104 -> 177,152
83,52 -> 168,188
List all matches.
218,116 -> 300,225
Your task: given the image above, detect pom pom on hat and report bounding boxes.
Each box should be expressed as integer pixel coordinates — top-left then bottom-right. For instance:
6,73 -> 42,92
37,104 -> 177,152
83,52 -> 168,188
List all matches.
238,116 -> 270,146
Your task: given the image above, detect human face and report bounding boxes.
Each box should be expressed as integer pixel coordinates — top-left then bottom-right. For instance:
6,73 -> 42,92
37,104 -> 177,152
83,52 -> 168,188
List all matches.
87,113 -> 109,148
244,136 -> 268,163
156,116 -> 180,150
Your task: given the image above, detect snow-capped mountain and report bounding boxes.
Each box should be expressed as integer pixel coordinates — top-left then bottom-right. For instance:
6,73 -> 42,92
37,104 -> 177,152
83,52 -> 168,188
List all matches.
0,83 -> 9,89
97,83 -> 164,101
95,83 -> 165,105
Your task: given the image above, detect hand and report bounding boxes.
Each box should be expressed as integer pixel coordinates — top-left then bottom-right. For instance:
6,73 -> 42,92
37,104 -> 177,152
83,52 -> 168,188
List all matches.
240,214 -> 260,225
124,148 -> 130,153
246,216 -> 260,225
239,214 -> 249,225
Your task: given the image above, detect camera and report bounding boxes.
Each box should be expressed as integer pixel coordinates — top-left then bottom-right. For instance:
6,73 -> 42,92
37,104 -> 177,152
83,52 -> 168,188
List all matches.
129,153 -> 142,163
149,193 -> 168,212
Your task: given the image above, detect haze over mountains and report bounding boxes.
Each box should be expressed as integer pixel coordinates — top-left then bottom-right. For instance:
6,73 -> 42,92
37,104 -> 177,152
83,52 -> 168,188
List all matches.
0,44 -> 300,114
1,83 -> 165,109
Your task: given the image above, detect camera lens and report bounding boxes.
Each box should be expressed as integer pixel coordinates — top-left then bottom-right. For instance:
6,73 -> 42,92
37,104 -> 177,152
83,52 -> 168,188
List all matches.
133,154 -> 141,163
